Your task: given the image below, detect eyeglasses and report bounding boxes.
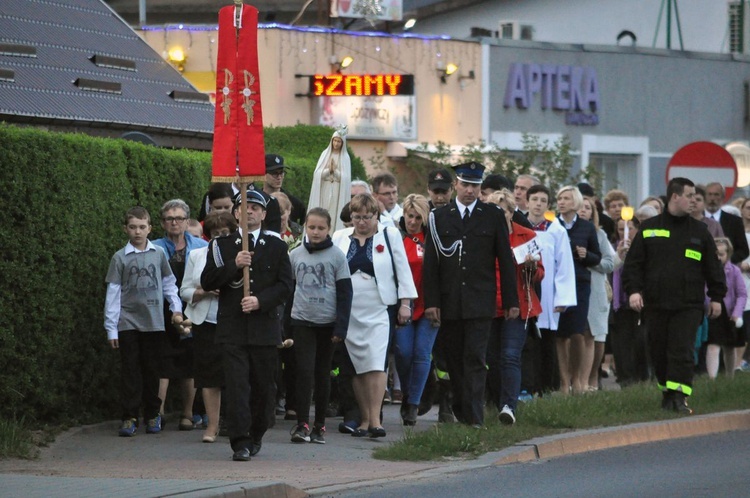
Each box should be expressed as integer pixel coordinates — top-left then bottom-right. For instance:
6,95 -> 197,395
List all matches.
163,217 -> 187,223
351,214 -> 375,222
268,170 -> 285,177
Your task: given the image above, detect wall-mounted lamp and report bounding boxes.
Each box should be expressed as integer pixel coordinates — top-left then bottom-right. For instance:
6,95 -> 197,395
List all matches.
404,18 -> 417,30
330,55 -> 354,73
438,62 -> 458,84
458,70 -> 476,82
167,47 -> 187,72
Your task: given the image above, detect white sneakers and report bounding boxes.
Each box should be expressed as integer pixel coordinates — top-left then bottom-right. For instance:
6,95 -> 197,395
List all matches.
499,405 -> 516,425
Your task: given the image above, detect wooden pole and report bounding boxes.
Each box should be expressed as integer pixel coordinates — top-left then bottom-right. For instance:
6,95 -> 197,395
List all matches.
235,0 -> 250,299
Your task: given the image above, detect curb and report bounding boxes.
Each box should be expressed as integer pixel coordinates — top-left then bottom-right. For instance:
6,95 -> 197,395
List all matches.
173,482 -> 308,498
308,409 -> 750,496
493,409 -> 750,465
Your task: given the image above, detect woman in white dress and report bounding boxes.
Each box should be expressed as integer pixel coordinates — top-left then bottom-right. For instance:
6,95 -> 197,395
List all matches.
309,127 -> 352,232
332,194 -> 416,438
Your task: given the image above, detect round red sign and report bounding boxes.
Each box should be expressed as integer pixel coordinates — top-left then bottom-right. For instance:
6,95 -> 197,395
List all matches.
666,141 -> 738,200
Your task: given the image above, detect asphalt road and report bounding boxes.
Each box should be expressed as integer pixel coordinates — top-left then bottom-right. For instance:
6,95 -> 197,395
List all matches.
331,429 -> 750,498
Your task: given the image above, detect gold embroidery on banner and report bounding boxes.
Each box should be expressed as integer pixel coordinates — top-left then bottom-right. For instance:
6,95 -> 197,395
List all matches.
221,68 -> 234,124
242,70 -> 256,125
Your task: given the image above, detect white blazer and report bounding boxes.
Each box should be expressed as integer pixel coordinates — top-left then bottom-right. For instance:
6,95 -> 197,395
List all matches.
332,225 -> 417,305
180,246 -> 217,325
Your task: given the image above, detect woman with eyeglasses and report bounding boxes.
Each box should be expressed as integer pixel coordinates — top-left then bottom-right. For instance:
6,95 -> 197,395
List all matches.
153,198 -> 208,431
332,194 -> 417,438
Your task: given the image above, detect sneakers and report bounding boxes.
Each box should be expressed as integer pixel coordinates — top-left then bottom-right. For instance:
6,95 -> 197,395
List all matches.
310,425 -> 326,444
738,360 -> 750,372
338,420 -> 357,434
192,414 -> 204,429
517,390 -> 534,403
392,389 -> 403,404
290,423 -> 311,443
499,405 -> 516,425
146,414 -> 162,434
118,418 -> 137,437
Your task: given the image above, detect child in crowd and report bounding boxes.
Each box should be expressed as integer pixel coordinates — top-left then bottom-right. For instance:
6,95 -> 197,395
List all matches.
288,208 -> 353,444
104,206 -> 183,437
706,238 -> 747,379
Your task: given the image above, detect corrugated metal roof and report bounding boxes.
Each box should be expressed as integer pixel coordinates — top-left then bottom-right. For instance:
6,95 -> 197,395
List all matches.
0,0 -> 213,138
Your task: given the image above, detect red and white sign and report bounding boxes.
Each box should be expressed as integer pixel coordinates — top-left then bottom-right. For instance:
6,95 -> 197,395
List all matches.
666,141 -> 738,199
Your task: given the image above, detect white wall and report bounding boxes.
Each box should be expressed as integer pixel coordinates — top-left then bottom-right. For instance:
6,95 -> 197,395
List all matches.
413,0 -> 731,53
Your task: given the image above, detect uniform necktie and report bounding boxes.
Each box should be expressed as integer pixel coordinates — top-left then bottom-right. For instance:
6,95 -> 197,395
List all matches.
248,233 -> 255,251
463,208 -> 470,226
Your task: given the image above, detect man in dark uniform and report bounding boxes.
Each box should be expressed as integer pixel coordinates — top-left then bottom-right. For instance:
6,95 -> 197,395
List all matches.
263,153 -> 307,226
623,177 -> 725,414
427,168 -> 454,209
201,189 -> 293,461
423,162 -> 519,427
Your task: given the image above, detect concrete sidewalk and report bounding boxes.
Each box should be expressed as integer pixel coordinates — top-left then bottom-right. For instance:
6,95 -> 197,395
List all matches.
1,402 -> 749,498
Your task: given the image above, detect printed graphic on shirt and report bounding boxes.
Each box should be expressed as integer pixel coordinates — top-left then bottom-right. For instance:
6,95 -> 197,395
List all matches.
124,261 -> 160,308
295,262 -> 332,304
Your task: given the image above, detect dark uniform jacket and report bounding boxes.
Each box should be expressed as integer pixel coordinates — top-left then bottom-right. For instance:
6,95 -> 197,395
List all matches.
201,230 -> 293,345
423,200 -> 519,320
717,211 -> 750,264
622,210 -> 726,311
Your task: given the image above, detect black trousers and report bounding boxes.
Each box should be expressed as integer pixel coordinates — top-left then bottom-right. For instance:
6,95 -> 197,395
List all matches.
293,325 -> 336,426
520,326 -> 558,395
643,308 -> 703,395
222,343 -> 277,452
438,318 -> 492,425
118,330 -> 163,422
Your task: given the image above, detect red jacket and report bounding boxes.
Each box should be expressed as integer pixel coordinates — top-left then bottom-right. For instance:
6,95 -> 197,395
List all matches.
495,222 -> 544,319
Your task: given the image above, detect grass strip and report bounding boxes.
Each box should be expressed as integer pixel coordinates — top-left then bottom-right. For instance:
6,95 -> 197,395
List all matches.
374,375 -> 750,461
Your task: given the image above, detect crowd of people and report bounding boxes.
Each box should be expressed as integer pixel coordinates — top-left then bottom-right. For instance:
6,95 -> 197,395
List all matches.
104,129 -> 750,460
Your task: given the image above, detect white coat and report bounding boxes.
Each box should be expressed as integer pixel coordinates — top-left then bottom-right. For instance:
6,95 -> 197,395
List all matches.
332,224 -> 417,305
535,219 -> 577,330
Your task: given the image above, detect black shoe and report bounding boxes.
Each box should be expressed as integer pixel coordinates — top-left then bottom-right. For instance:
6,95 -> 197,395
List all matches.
351,428 -> 369,437
402,404 -> 418,426
368,426 -> 386,438
672,393 -> 693,415
661,391 -> 674,411
232,448 -> 251,461
250,441 -> 262,456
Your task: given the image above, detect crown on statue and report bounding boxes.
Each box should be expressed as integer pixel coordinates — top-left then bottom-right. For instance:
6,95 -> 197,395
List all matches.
337,124 -> 348,137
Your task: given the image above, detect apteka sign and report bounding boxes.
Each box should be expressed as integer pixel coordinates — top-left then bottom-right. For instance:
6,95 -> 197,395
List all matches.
503,62 -> 600,126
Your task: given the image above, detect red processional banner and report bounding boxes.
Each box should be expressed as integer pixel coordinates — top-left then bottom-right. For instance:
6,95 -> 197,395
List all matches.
211,4 -> 265,183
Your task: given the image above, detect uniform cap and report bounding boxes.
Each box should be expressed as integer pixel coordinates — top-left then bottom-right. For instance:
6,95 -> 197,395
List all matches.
452,161 -> 485,184
428,169 -> 453,190
265,154 -> 285,172
233,188 -> 267,210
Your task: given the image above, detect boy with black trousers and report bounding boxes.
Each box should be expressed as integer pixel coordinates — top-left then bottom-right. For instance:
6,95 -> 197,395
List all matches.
104,206 -> 183,437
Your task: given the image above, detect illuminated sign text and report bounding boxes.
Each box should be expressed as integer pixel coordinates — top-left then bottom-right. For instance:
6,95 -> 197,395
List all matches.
311,74 -> 414,96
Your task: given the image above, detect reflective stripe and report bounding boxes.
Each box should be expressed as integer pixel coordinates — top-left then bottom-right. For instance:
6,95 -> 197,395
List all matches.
643,229 -> 670,238
666,381 -> 692,396
436,367 -> 449,380
331,367 -> 339,377
657,382 -> 667,391
685,249 -> 702,261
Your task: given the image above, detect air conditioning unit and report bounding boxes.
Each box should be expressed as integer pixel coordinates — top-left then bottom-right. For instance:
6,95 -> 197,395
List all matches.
729,2 -> 750,53
498,20 -> 533,40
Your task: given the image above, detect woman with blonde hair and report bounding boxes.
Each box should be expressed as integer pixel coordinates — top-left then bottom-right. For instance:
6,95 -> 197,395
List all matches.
556,186 -> 601,394
393,194 -> 437,425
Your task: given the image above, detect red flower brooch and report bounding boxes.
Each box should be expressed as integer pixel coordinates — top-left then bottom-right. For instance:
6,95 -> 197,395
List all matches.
376,244 -> 385,253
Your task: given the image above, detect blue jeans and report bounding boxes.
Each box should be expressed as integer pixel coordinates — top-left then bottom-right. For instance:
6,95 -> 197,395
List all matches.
394,317 -> 439,405
487,317 -> 528,412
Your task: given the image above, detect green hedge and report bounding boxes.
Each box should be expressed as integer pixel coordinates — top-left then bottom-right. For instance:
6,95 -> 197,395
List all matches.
0,123 -> 365,425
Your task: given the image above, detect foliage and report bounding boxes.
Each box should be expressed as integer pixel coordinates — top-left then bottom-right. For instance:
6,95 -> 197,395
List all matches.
406,134 -> 604,205
0,122 -> 365,427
